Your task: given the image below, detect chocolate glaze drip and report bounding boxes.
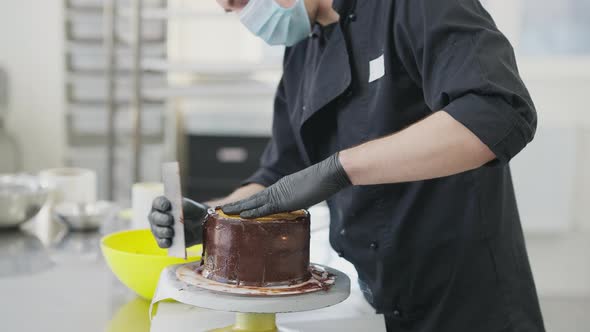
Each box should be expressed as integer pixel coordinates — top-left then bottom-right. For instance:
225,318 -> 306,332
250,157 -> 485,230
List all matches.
201,208 -> 311,287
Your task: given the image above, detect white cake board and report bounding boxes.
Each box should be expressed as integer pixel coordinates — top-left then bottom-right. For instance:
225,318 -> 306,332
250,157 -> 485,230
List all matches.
151,262 -> 351,315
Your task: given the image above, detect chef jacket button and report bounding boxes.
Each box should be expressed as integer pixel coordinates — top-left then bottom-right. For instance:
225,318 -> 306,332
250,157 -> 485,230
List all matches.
393,309 -> 402,318
370,242 -> 378,250
348,13 -> 357,22
302,105 -> 307,111
339,228 -> 346,236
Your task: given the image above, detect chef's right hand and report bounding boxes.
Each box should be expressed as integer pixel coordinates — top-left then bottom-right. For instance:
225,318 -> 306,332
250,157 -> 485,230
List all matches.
149,196 -> 209,248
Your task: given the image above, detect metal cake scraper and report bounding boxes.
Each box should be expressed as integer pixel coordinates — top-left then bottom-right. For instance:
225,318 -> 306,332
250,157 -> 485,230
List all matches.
162,162 -> 187,259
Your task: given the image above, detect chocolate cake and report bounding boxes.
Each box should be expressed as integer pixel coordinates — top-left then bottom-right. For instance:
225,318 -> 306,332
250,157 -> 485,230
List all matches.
201,208 -> 311,287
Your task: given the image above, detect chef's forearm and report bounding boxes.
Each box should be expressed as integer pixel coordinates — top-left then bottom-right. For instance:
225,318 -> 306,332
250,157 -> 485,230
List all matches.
339,111 -> 496,185
205,183 -> 266,207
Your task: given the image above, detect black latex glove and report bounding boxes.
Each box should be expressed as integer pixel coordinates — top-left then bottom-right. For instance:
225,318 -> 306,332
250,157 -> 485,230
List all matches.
149,196 -> 209,248
222,153 -> 351,218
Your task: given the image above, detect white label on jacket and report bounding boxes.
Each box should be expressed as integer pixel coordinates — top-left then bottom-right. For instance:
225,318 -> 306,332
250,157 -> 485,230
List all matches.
369,54 -> 385,83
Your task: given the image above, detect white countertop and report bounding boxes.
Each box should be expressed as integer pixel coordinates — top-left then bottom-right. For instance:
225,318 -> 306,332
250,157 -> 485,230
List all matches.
0,205 -> 385,332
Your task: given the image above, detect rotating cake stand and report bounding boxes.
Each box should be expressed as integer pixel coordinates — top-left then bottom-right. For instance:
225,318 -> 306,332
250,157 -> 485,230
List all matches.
153,262 -> 351,332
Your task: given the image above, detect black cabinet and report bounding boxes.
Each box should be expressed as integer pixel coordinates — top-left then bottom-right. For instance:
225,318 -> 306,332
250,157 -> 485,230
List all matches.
185,135 -> 269,202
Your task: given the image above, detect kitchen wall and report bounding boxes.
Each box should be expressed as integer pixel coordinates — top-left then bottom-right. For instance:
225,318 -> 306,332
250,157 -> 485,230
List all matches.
0,0 -> 65,173
516,60 -> 590,297
484,0 -> 590,298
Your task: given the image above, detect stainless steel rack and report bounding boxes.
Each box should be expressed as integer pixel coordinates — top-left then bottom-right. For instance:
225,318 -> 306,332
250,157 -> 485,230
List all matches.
64,0 -> 286,204
64,0 -> 167,204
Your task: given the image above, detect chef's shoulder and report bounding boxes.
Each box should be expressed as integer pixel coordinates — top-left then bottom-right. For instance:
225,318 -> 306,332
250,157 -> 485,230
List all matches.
392,0 -> 497,33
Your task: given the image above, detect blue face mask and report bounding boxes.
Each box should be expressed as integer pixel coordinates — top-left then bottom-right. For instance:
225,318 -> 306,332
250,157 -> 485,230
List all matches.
239,0 -> 312,47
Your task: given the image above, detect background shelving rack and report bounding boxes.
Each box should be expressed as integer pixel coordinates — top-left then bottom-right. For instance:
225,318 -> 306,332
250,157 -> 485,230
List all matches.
63,0 -> 168,205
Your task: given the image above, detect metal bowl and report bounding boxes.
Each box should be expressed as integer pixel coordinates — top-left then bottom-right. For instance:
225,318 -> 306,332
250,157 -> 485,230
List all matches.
54,201 -> 117,232
0,175 -> 49,229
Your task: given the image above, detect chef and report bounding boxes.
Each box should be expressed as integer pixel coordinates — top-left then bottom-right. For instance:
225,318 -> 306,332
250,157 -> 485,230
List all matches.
149,0 -> 546,330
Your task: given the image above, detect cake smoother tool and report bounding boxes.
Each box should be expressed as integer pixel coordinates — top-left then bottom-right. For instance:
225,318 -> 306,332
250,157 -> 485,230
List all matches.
162,162 -> 187,259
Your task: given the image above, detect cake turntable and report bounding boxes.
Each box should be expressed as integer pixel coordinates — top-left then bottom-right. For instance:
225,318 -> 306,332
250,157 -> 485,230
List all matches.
151,261 -> 351,332
151,206 -> 351,331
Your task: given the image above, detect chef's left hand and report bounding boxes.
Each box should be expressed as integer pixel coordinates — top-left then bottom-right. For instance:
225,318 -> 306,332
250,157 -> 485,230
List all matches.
222,153 -> 351,218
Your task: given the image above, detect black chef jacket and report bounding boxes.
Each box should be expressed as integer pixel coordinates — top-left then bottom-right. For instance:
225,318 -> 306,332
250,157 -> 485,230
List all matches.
244,0 -> 545,331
